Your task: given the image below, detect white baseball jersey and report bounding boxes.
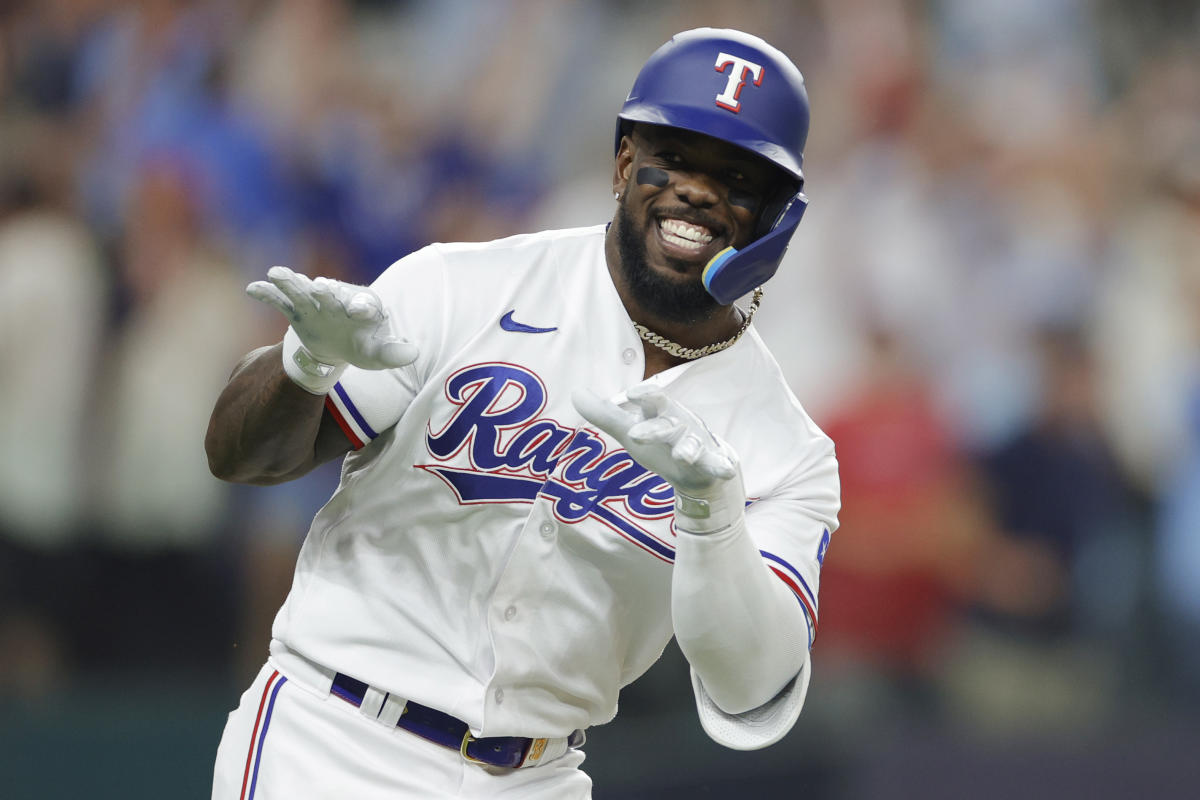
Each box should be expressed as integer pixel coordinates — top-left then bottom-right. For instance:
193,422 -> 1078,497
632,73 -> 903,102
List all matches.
271,224 -> 840,740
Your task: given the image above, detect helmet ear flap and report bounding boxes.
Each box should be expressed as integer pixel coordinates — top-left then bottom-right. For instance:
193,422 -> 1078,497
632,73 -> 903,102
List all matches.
755,179 -> 804,240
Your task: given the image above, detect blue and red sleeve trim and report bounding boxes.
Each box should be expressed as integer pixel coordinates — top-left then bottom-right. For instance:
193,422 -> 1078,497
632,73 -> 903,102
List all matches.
760,549 -> 818,648
324,381 -> 378,450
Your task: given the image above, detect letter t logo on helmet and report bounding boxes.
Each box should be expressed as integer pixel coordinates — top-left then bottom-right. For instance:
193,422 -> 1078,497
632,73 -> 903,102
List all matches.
616,28 -> 811,304
713,53 -> 764,113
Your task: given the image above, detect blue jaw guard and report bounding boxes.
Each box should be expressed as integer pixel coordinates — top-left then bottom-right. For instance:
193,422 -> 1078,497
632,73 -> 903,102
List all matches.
702,193 -> 808,305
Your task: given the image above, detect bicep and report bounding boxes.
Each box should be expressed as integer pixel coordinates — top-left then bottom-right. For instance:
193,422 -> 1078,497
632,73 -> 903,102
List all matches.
248,410 -> 352,485
315,405 -> 356,464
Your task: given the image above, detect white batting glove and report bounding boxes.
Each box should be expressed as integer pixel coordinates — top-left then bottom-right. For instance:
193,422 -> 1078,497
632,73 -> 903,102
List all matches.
573,383 -> 745,534
247,266 -> 419,394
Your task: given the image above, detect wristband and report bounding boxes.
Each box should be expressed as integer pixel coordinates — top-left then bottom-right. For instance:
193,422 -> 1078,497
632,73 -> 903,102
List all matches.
282,326 -> 347,395
673,467 -> 746,535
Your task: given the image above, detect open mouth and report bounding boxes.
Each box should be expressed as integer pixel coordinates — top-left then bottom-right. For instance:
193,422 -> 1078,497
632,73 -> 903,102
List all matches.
655,217 -> 719,259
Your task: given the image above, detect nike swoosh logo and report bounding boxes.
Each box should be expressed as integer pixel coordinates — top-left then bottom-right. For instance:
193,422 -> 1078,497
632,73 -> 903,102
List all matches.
499,310 -> 557,334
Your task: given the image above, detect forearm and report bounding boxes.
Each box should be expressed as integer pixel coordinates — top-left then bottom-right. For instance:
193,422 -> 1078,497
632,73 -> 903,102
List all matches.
572,384 -> 810,711
205,343 -> 339,485
672,518 -> 809,714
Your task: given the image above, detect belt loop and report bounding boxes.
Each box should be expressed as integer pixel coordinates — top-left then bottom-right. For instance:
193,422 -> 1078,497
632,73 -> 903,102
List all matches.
359,685 -> 389,721
518,730 -> 584,768
521,738 -> 550,766
377,694 -> 407,727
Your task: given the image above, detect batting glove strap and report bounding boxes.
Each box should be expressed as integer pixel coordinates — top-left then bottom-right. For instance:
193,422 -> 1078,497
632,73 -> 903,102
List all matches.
673,466 -> 746,535
283,326 -> 347,395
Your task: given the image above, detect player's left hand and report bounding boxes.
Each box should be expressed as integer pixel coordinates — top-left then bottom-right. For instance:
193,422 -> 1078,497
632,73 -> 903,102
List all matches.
247,266 -> 417,371
572,383 -> 737,494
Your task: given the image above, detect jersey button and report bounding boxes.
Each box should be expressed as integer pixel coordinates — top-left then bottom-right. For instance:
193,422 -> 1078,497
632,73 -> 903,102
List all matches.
621,347 -> 637,364
539,521 -> 556,540
494,687 -> 505,704
504,605 -> 517,621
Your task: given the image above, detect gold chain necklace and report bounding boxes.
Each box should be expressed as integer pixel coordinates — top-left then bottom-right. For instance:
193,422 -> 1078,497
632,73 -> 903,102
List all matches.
632,288 -> 763,360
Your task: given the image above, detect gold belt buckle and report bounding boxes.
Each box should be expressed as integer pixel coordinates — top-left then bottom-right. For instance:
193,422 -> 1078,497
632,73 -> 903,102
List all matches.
459,731 -> 490,766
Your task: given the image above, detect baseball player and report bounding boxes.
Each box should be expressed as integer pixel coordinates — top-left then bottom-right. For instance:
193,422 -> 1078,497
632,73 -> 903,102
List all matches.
206,28 -> 839,799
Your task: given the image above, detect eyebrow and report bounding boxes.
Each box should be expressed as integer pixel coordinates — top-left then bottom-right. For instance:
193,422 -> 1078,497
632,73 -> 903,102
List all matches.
640,133 -> 759,168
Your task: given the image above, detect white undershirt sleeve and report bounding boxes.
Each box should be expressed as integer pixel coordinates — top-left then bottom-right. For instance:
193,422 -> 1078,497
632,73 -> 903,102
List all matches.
671,514 -> 810,715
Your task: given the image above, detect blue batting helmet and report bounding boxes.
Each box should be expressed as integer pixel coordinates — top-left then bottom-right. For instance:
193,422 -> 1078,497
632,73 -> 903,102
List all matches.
616,28 -> 811,304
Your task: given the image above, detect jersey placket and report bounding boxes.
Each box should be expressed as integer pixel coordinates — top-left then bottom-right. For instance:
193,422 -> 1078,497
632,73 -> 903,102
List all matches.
478,500 -> 559,732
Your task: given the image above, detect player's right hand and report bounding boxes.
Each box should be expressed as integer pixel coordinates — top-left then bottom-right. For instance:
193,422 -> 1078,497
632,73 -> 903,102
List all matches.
572,384 -> 737,494
247,266 -> 418,371
573,383 -> 745,535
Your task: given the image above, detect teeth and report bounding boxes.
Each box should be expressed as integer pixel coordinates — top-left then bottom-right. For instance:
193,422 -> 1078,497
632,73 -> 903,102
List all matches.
659,218 -> 713,249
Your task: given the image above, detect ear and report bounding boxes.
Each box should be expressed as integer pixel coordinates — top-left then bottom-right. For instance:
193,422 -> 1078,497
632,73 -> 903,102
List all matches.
613,135 -> 635,197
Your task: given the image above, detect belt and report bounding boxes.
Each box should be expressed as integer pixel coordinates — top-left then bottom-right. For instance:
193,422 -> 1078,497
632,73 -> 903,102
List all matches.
331,672 -> 572,770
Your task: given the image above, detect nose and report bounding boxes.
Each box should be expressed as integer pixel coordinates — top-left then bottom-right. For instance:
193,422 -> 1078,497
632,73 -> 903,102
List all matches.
672,170 -> 721,208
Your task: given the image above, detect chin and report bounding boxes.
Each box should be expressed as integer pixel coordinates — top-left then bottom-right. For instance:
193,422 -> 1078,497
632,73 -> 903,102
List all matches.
616,205 -> 720,324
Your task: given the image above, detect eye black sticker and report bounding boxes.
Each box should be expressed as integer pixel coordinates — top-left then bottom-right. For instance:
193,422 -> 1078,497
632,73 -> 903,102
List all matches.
635,166 -> 670,187
727,188 -> 759,212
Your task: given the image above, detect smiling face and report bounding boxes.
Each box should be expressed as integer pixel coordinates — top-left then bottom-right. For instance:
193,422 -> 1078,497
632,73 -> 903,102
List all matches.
611,123 -> 781,322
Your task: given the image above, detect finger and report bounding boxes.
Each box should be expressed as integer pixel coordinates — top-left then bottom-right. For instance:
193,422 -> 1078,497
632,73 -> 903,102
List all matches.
246,281 -> 295,317
346,291 -> 382,321
572,389 -> 639,438
310,276 -> 341,312
371,338 -> 420,368
670,432 -> 705,465
628,415 -> 682,445
625,382 -> 661,402
626,383 -> 670,419
266,266 -> 318,313
697,449 -> 737,481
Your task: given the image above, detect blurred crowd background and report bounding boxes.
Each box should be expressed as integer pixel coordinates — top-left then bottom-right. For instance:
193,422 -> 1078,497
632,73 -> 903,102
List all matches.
2,0 -> 1199,798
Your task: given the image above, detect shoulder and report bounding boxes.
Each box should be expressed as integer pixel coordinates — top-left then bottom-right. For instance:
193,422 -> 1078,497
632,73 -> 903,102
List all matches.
370,225 -> 605,298
703,331 -> 837,461
754,332 -> 834,449
716,338 -> 841,524
427,224 -> 607,267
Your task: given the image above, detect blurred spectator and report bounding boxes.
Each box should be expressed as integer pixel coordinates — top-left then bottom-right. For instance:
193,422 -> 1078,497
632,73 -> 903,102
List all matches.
1091,46 -> 1200,714
945,325 -> 1144,735
91,155 -> 252,546
1093,46 -> 1200,495
0,136 -> 105,545
1157,369 -> 1200,710
0,123 -> 107,698
976,326 -> 1143,637
814,329 -> 989,726
1143,91 -> 1200,706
